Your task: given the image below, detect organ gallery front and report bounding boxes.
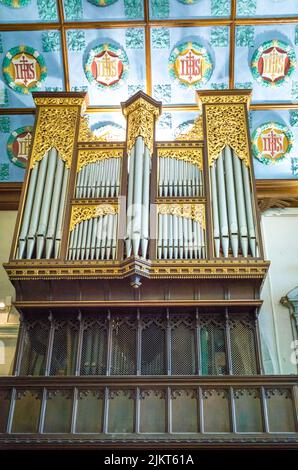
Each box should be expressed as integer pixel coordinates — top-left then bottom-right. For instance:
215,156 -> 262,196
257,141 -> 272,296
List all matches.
0,89 -> 297,448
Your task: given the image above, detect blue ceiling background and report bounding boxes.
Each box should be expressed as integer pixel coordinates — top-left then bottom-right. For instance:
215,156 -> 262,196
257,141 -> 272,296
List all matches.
0,0 -> 298,181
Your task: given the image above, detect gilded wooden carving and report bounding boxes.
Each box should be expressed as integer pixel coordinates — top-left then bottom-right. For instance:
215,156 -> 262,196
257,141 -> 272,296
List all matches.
30,106 -> 79,169
5,259 -> 270,280
70,204 -> 118,231
158,147 -> 203,170
77,149 -> 123,172
123,97 -> 161,155
204,104 -> 250,167
158,203 -> 205,228
34,97 -> 86,107
198,93 -> 251,106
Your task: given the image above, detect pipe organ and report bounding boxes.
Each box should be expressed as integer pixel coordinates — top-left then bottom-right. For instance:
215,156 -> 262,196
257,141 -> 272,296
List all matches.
4,90 -> 296,449
10,91 -> 262,264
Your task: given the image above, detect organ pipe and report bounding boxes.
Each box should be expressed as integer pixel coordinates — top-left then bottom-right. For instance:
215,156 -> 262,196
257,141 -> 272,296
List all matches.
45,156 -> 64,259
224,146 -> 239,257
232,152 -> 248,257
16,148 -> 69,260
125,145 -> 135,258
216,152 -> 229,258
158,156 -> 203,197
17,163 -> 39,259
67,213 -> 118,261
125,136 -> 151,259
36,148 -> 57,258
210,146 -> 258,258
157,213 -> 206,260
76,157 -> 121,199
26,152 -> 49,259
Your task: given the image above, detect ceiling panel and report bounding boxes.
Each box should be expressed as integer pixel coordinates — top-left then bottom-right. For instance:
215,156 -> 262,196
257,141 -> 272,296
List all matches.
0,0 -> 298,182
234,24 -> 298,103
0,0 -> 58,23
149,0 -> 231,20
67,27 -> 146,104
250,109 -> 298,179
150,26 -> 230,105
0,113 -> 34,182
236,0 -> 298,18
62,0 -> 144,22
0,30 -> 64,107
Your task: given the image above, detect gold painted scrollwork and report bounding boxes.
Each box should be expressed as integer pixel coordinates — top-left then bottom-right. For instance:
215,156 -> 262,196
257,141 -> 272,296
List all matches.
30,106 -> 79,169
77,149 -> 123,172
70,204 -> 118,231
198,94 -> 250,106
158,147 -> 203,170
123,97 -> 161,155
204,104 -> 250,167
158,203 -> 205,228
34,97 -> 86,107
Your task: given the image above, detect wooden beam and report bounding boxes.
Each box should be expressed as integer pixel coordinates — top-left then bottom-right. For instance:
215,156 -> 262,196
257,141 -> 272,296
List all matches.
57,0 -> 70,92
229,0 -> 236,89
144,0 -> 152,96
0,183 -> 22,210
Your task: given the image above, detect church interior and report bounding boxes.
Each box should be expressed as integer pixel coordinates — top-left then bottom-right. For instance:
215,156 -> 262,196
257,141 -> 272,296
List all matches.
0,0 -> 298,448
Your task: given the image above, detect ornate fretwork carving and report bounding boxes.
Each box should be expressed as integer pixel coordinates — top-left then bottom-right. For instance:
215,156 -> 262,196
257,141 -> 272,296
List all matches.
204,104 -> 250,167
175,117 -> 204,141
34,97 -> 86,107
30,107 -> 79,169
77,149 -> 123,172
123,97 -> 161,155
158,147 -> 203,170
158,203 -> 205,228
198,93 -> 251,106
70,204 -> 118,231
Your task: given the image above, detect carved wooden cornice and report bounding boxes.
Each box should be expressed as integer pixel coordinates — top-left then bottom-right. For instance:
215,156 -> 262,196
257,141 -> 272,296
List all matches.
4,259 -> 270,281
256,179 -> 298,212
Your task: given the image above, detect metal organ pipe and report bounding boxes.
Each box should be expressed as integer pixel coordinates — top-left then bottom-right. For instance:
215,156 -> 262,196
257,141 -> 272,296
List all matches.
26,152 -> 49,259
157,211 -> 206,261
45,155 -> 64,259
141,146 -> 151,258
232,152 -> 248,257
210,146 -> 258,258
224,146 -> 239,257
76,157 -> 121,199
125,136 -> 150,259
16,148 -> 69,260
210,164 -> 220,257
125,146 -> 135,258
54,166 -> 69,258
242,162 -> 257,257
215,152 -> 229,258
67,213 -> 118,261
36,148 -> 57,258
158,156 -> 203,197
17,163 -> 39,259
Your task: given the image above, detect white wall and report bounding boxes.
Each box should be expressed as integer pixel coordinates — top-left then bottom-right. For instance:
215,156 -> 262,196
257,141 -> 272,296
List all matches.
0,211 -> 19,375
259,208 -> 298,375
0,211 -> 17,305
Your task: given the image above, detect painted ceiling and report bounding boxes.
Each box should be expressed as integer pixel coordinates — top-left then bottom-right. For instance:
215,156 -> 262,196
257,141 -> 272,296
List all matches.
0,0 -> 298,182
